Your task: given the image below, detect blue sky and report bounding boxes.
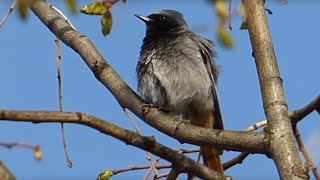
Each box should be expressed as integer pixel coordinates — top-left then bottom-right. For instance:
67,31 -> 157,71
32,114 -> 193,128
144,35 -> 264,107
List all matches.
0,1 -> 319,179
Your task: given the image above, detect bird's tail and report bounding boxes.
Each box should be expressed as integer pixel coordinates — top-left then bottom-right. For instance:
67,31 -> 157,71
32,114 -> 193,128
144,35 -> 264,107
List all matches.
190,111 -> 224,174
201,146 -> 224,173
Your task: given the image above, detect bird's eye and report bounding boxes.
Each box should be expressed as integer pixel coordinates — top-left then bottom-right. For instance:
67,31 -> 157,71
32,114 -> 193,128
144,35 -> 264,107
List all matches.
160,16 -> 166,21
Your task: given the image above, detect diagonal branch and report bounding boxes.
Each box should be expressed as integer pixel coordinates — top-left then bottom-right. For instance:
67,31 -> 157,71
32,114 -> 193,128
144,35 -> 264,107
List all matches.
0,109 -> 224,180
291,95 -> 320,125
223,95 -> 320,170
294,128 -> 320,180
0,161 -> 16,180
223,152 -> 249,171
0,0 -> 17,29
28,0 -> 268,154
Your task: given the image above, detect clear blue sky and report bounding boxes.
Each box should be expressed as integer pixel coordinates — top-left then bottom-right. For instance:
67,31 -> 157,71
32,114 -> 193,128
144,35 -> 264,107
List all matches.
0,1 -> 319,179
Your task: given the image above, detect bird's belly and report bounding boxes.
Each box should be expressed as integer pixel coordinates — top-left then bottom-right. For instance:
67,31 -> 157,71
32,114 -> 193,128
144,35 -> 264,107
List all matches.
139,64 -> 213,115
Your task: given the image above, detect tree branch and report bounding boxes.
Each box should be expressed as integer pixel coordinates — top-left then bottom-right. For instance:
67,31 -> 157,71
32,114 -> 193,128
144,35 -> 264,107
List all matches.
166,167 -> 180,180
242,0 -> 308,179
112,164 -> 171,175
291,95 -> 320,125
0,109 -> 224,180
0,161 -> 16,180
28,0 -> 268,154
223,152 -> 249,171
294,128 -> 320,179
222,95 -> 320,171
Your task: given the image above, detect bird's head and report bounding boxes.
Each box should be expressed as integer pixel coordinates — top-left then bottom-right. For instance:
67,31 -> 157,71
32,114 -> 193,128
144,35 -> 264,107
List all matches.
135,9 -> 189,35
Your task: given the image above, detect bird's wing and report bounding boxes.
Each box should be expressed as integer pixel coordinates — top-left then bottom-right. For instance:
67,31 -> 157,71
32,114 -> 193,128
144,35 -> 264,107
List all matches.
197,37 -> 224,130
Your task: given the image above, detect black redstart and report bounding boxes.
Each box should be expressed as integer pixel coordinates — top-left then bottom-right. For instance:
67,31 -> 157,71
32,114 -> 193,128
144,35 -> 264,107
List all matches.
136,9 -> 224,174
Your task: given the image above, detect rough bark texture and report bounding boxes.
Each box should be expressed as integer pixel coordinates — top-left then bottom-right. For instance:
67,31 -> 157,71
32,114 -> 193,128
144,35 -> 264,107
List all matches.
0,161 -> 16,180
242,0 -> 308,179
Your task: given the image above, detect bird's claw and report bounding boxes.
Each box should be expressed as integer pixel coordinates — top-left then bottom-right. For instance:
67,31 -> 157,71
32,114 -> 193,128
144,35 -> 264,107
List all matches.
141,103 -> 158,114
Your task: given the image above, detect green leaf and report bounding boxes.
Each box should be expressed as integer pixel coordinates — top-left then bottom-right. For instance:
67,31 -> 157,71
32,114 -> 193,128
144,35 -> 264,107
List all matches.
64,0 -> 78,14
217,26 -> 234,49
239,20 -> 248,30
97,170 -> 113,180
80,2 -> 108,15
214,0 -> 228,22
101,10 -> 113,36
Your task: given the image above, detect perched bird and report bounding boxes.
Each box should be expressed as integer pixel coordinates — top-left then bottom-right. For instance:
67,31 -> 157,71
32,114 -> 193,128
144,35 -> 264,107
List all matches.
135,10 -> 224,174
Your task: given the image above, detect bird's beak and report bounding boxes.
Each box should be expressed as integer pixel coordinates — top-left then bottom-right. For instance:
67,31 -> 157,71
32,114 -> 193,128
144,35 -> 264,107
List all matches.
134,14 -> 154,23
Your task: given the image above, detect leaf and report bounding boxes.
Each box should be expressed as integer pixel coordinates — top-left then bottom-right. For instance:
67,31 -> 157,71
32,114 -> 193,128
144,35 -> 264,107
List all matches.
101,10 -> 113,36
64,0 -> 78,14
214,0 -> 228,22
17,0 -> 33,20
237,4 -> 248,30
33,148 -> 43,161
239,20 -> 248,30
80,2 -> 108,15
217,26 -> 234,49
97,170 -> 113,180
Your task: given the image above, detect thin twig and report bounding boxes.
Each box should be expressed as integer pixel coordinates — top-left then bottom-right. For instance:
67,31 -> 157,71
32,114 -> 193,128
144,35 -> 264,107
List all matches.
55,37 -> 73,168
0,0 -> 17,29
123,109 -> 159,178
223,152 -> 249,170
291,95 -> 320,125
0,141 -> 43,161
0,141 -> 39,151
50,2 -> 77,168
223,95 -> 320,170
294,128 -> 320,180
124,108 -> 142,134
112,164 -> 171,175
154,172 -> 169,180
228,0 -> 232,30
144,166 -> 154,180
246,120 -> 267,131
49,3 -> 76,30
247,95 -> 320,131
146,158 -> 162,180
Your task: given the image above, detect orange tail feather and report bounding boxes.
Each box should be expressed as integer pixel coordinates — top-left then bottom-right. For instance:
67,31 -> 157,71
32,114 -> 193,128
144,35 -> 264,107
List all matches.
190,111 -> 224,174
201,146 -> 224,173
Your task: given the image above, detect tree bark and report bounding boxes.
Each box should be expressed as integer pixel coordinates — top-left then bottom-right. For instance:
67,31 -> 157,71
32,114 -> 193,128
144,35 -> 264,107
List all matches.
0,161 -> 16,180
242,0 -> 308,179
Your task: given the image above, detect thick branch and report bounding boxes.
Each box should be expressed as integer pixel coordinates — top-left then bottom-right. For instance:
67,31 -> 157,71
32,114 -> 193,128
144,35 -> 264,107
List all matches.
167,168 -> 180,180
0,161 -> 16,180
0,109 -> 224,180
29,0 -> 268,153
242,0 -> 308,179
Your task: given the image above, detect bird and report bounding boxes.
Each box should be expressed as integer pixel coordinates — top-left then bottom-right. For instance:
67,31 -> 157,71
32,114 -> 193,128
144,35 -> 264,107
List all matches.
135,9 -> 224,174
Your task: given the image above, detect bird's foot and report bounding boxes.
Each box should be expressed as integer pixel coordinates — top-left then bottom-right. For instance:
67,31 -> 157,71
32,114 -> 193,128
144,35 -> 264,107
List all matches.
141,103 -> 158,114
